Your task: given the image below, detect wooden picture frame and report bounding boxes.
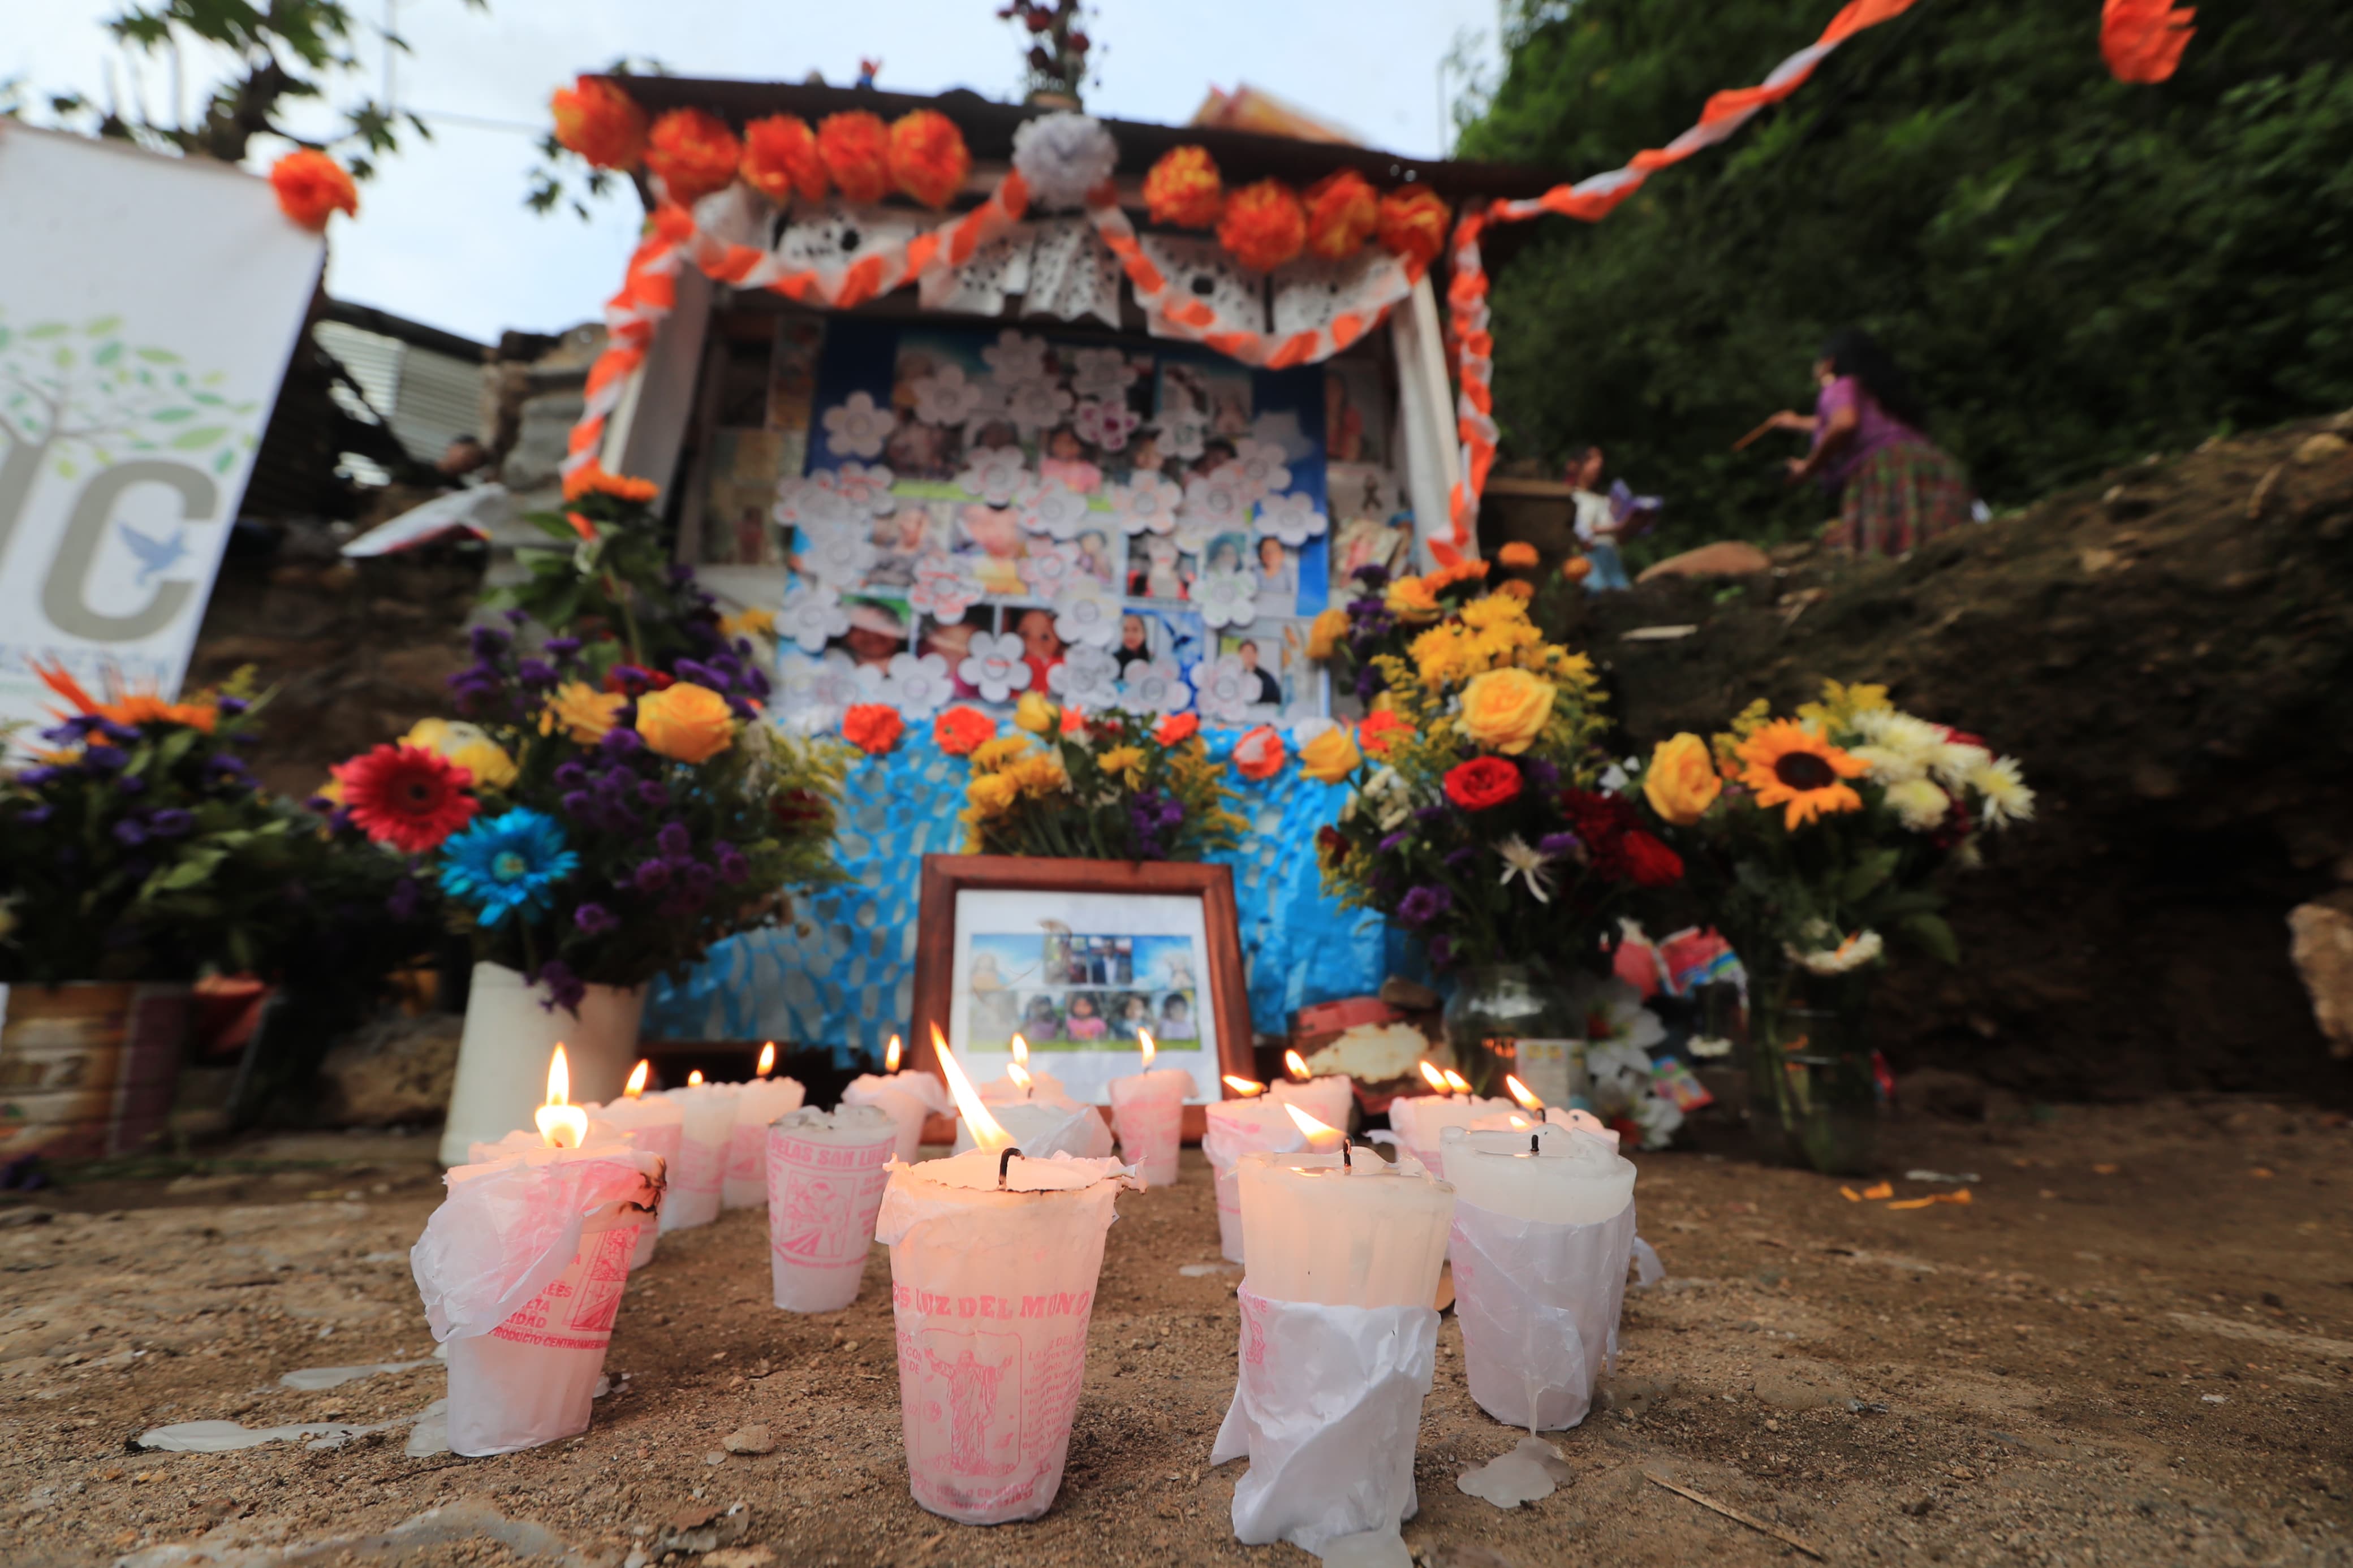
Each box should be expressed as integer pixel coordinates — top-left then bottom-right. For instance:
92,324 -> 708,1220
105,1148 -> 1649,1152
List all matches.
910,854 -> 1256,1140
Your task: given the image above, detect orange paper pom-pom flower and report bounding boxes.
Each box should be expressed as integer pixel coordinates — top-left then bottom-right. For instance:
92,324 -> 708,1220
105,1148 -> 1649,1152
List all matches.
1376,185 -> 1451,268
645,108 -> 742,205
269,151 -> 357,231
550,76 -> 648,171
887,109 -> 971,209
1144,145 -> 1224,228
1218,179 -> 1307,274
817,111 -> 893,205
1303,169 -> 1380,261
842,703 -> 906,755
740,114 -> 828,204
933,706 -> 996,756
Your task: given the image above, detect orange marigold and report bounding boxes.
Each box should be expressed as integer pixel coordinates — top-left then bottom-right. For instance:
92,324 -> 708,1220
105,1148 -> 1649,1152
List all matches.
1303,169 -> 1380,261
740,114 -> 827,203
1429,557 -> 1491,589
887,109 -> 971,209
1218,179 -> 1306,274
269,151 -> 357,231
1143,145 -> 1223,228
550,76 -> 648,171
817,111 -> 892,205
1497,541 -> 1539,569
645,108 -> 742,205
562,463 -> 660,505
1377,185 -> 1451,268
1498,578 -> 1536,601
842,703 -> 906,755
932,706 -> 996,756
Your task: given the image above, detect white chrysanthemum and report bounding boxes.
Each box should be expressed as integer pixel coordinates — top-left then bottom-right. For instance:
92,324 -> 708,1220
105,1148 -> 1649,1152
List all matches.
1068,346 -> 1137,402
956,447 -> 1036,507
1010,111 -> 1118,211
1103,474 -> 1181,536
1933,740 -> 1994,791
1253,491 -> 1328,548
1496,833 -> 1556,904
796,523 -> 877,588
1053,585 -> 1120,649
1048,644 -> 1122,708
1849,744 -> 1928,787
1787,929 -> 1886,975
1117,658 -> 1192,716
908,552 -> 981,624
1019,480 -> 1093,541
956,631 -> 1033,703
776,579 -> 850,655
1192,568 -> 1258,630
911,364 -> 989,428
1192,654 -> 1253,724
1229,437 -> 1292,502
1180,465 -> 1252,533
820,391 -> 894,459
1970,754 -> 2036,827
1882,776 -> 1952,832
1003,378 -> 1074,436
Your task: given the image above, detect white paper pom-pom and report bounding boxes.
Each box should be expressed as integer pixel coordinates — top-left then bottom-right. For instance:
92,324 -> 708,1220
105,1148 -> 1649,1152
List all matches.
1012,112 -> 1119,211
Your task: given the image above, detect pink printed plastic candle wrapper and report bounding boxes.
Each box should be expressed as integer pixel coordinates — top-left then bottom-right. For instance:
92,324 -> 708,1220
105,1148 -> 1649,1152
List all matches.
874,1148 -> 1139,1525
949,1098 -> 1115,1160
724,1075 -> 807,1210
1105,1068 -> 1190,1186
581,1095 -> 684,1267
766,1105 -> 898,1312
657,1082 -> 738,1231
411,1147 -> 663,1457
843,1070 -> 954,1164
468,1123 -> 666,1271
1200,1098 -> 1311,1263
1385,1092 -> 1514,1178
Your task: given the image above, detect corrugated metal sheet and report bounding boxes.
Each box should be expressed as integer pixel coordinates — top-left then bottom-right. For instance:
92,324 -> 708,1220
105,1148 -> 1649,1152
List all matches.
312,321 -> 486,468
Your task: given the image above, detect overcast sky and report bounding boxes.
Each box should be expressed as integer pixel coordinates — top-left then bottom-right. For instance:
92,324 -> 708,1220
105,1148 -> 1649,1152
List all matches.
9,1 -> 1506,345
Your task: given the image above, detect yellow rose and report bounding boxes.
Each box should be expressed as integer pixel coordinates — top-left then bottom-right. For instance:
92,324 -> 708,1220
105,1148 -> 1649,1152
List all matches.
634,682 -> 734,764
403,717 -> 516,789
1299,726 -> 1361,784
1383,574 -> 1442,622
1014,692 -> 1058,734
970,735 -> 1032,773
1307,607 -> 1349,662
540,681 -> 626,745
965,772 -> 1020,817
1458,667 -> 1556,755
1643,732 -> 1723,826
1098,744 -> 1147,785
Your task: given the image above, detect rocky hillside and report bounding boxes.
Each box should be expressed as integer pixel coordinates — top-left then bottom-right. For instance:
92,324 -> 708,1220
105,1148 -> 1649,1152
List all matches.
1554,418 -> 2353,1100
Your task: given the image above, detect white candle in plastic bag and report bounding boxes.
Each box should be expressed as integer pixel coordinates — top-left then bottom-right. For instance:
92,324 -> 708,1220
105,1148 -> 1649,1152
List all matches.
1387,1088 -> 1515,1178
766,1104 -> 898,1312
1438,1122 -> 1635,1224
582,1062 -> 682,1267
1269,1049 -> 1354,1132
725,1044 -> 806,1209
843,1034 -> 952,1164
1105,1031 -> 1188,1186
1236,1147 -> 1455,1308
1201,1086 -> 1312,1263
658,1073 -> 737,1230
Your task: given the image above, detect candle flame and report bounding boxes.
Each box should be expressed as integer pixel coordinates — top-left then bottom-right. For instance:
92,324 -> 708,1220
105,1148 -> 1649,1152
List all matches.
1138,1029 -> 1156,1071
1007,1060 -> 1033,1092
1281,1100 -> 1343,1151
1223,1074 -> 1264,1098
1283,1048 -> 1311,1081
1418,1060 -> 1449,1094
1010,1033 -> 1029,1068
687,1069 -> 705,1087
756,1041 -> 777,1078
885,1034 -> 902,1073
623,1059 -> 650,1099
1442,1068 -> 1473,1097
535,1044 -> 587,1148
934,1025 -> 1012,1151
1504,1073 -> 1545,1114
1506,1113 -> 1530,1130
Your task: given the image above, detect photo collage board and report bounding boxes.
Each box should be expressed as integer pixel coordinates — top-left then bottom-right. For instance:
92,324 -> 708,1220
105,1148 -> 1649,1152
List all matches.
770,317 -> 1340,727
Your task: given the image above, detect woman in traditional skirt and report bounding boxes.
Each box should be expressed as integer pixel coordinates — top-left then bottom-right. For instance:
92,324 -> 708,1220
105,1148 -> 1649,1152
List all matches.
1763,329 -> 1974,556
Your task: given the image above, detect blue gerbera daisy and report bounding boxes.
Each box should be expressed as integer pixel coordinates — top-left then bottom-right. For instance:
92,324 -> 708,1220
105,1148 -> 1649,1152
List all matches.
438,807 -> 579,927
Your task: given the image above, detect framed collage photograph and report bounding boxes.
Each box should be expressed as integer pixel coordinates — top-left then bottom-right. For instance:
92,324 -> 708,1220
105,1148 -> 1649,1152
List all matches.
910,856 -> 1255,1109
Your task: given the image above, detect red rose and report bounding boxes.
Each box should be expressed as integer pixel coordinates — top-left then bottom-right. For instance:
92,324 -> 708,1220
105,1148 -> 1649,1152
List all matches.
1316,824 -> 1350,862
1443,757 -> 1523,812
1622,829 -> 1683,887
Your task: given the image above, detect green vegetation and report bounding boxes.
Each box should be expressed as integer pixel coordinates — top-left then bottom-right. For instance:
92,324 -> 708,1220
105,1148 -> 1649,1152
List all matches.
1457,1 -> 2353,555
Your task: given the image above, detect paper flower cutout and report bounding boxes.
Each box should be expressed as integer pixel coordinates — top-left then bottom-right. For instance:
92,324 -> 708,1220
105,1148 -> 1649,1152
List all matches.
1074,398 -> 1140,452
1229,438 -> 1292,503
1253,490 -> 1328,547
911,364 -> 990,428
1011,111 -> 1118,211
887,109 -> 970,209
1303,169 -> 1380,261
1019,480 -> 1093,541
777,579 -> 850,654
1180,465 -> 1252,534
1068,347 -> 1139,403
1104,474 -> 1182,536
1218,179 -> 1307,273
773,476 -> 851,530
821,391 -> 893,459
1003,379 -> 1075,437
740,114 -> 825,202
1377,187 -> 1451,268
645,108 -> 742,206
980,329 -> 1053,389
1118,658 -> 1193,716
957,631 -> 1034,703
956,447 -> 1036,507
1053,584 -> 1120,649
1152,409 -> 1209,462
1144,144 -> 1223,228
1192,654 -> 1254,724
1018,540 -> 1081,598
908,551 -> 982,624
1047,644 -> 1122,709
1232,724 -> 1288,780
860,651 -> 955,719
796,522 -> 878,588
829,461 -> 898,515
551,77 -> 649,172
816,110 -> 891,204
777,651 -> 860,715
1192,569 -> 1258,630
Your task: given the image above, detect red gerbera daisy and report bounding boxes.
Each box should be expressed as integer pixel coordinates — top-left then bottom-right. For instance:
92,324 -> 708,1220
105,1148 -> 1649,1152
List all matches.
332,742 -> 477,854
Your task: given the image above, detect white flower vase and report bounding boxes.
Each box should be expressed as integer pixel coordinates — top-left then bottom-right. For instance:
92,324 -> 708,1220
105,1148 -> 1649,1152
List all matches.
438,962 -> 646,1167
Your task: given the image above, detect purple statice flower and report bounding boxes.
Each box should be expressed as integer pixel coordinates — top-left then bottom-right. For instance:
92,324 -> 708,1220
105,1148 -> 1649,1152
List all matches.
545,636 -> 583,660
1378,830 -> 1409,853
81,745 -> 127,771
146,808 -> 195,837
39,721 -> 89,746
1520,757 -> 1559,793
515,658 -> 559,692
111,817 -> 149,846
503,607 -> 530,627
534,959 -> 585,1013
206,753 -> 255,784
327,807 -> 356,835
1537,831 -> 1585,863
468,624 -> 511,659
1443,845 -> 1476,870
216,696 -> 249,715
656,822 -> 692,858
16,764 -> 62,787
600,727 -> 643,756
16,803 -> 53,825
743,663 -> 772,700
705,652 -> 744,683
636,780 -> 669,808
716,844 -> 748,883
1415,804 -> 1447,823
386,878 -> 423,922
1354,667 -> 1381,701
680,861 -> 717,895
1398,884 -> 1452,927
574,902 -> 619,936
1352,564 -> 1392,589
561,790 -> 594,819
634,859 -> 672,893
672,658 -> 720,689
116,774 -> 147,795
97,720 -> 142,745
553,761 -> 588,789
669,563 -> 696,585
1427,935 -> 1456,970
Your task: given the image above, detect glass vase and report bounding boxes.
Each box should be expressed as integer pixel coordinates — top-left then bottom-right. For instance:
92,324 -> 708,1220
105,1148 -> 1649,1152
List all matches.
1743,967 -> 1878,1176
1441,963 -> 1581,1100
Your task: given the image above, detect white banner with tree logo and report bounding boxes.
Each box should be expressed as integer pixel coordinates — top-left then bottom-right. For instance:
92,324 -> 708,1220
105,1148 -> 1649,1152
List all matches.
0,126 -> 322,738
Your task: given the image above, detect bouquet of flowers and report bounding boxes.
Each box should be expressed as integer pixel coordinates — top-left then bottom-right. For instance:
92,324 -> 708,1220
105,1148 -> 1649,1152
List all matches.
945,696 -> 1246,861
1306,546 -> 1571,705
1316,587 -> 1682,972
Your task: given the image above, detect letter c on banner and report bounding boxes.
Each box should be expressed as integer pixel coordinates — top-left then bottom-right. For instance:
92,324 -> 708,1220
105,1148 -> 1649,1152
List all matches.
40,459 -> 217,642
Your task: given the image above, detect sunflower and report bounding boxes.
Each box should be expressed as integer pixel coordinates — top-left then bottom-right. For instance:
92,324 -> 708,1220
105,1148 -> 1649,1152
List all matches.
1736,720 -> 1869,830
332,742 -> 479,853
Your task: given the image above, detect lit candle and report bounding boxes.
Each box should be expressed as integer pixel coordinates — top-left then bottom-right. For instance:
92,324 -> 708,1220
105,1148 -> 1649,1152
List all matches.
952,1034 -> 1111,1160
724,1042 -> 807,1210
843,1033 -> 953,1165
413,1048 -> 664,1456
1201,1081 -> 1312,1264
1471,1074 -> 1619,1150
578,1060 -> 684,1267
979,1033 -> 1071,1106
1105,1029 -> 1190,1187
656,1069 -> 738,1232
1438,1120 -> 1638,1432
1268,1048 -> 1353,1134
766,1104 -> 899,1313
1386,1063 -> 1515,1178
1278,1101 -> 1348,1156
874,1031 -> 1139,1524
1209,1136 -> 1455,1552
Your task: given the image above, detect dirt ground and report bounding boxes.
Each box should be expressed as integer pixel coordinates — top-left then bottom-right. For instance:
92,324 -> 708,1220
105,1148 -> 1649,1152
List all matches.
3,1100 -> 2350,1568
